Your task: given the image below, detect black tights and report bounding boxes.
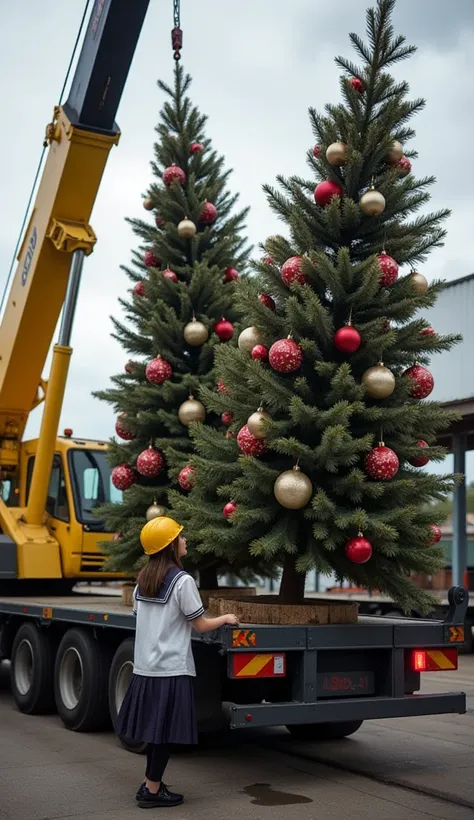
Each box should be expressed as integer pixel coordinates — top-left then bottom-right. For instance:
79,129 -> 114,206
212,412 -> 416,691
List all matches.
146,743 -> 170,782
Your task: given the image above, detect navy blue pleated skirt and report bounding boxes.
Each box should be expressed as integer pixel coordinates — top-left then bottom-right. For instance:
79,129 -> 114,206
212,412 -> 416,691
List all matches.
115,674 -> 198,745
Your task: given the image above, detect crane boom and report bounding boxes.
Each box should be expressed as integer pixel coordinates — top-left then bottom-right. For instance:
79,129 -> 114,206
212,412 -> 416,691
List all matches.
0,0 -> 151,459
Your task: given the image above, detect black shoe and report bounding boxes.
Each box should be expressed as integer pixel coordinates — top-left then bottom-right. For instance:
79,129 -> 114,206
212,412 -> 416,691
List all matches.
136,782 -> 147,801
138,783 -> 183,809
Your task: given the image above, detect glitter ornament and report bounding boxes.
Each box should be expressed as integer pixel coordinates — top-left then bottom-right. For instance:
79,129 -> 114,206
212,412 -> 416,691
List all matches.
269,337 -> 303,373
237,424 -> 267,456
145,356 -> 173,385
137,447 -> 164,477
365,443 -> 399,480
281,256 -> 307,286
177,218 -> 196,239
184,318 -> 209,346
404,365 -> 434,399
238,326 -> 260,352
362,363 -> 396,399
377,253 -> 399,287
133,281 -> 145,297
178,396 -> 206,426
146,503 -> 166,521
144,251 -> 159,267
163,164 -> 186,186
115,413 -> 136,441
163,268 -> 178,283
112,464 -> 136,491
178,465 -> 195,491
200,201 -> 218,224
274,465 -> 313,509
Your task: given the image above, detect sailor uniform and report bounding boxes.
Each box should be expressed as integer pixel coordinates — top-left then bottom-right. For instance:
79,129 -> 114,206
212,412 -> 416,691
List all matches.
115,566 -> 204,746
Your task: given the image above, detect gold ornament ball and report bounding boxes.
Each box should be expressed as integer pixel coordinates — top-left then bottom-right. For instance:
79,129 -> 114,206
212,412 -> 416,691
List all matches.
238,326 -> 260,352
178,218 -> 197,239
386,140 -> 403,165
326,141 -> 347,166
360,188 -> 385,216
184,319 -> 209,347
146,503 -> 166,522
178,396 -> 206,426
143,197 -> 154,211
274,466 -> 313,510
362,363 -> 396,399
410,271 -> 429,295
247,408 -> 271,439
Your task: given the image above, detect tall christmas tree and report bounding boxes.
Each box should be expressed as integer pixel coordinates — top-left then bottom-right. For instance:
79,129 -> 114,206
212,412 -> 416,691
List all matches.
173,0 -> 460,613
95,65 -> 252,587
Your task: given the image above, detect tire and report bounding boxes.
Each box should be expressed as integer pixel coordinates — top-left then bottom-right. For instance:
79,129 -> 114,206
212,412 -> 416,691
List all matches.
286,720 -> 363,741
54,628 -> 112,732
10,622 -> 56,714
108,637 -> 146,755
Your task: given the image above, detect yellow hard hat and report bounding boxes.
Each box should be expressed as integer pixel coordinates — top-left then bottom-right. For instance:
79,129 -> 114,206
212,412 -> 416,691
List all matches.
140,516 -> 183,555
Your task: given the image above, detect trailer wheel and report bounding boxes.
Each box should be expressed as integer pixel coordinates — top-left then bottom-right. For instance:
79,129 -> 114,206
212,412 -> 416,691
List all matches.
108,637 -> 146,754
286,720 -> 363,741
54,629 -> 112,732
10,622 -> 55,714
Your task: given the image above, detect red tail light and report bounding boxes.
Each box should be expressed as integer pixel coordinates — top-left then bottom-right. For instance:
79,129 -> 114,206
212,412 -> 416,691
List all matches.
409,648 -> 458,672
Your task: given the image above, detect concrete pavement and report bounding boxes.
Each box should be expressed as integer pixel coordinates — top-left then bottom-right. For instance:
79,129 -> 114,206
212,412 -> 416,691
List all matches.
1,658 -> 474,820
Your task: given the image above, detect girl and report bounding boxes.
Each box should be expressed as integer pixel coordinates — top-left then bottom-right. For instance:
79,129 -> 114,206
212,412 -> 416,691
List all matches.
115,515 -> 239,809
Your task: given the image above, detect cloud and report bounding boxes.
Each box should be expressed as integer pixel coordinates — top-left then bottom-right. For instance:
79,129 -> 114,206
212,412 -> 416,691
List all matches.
0,1 -> 473,478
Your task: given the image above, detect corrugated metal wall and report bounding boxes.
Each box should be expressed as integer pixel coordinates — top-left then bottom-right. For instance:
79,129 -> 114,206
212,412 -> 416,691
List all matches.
424,275 -> 474,404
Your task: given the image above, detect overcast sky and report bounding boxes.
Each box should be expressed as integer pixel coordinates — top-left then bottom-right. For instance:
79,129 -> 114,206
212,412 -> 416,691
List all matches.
0,1 -> 473,476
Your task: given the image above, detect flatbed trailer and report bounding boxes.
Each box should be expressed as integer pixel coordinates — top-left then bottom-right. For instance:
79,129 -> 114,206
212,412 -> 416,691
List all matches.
0,586 -> 469,752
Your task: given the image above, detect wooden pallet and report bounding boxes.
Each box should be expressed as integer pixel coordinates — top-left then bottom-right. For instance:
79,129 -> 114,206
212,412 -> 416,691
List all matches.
208,595 -> 358,625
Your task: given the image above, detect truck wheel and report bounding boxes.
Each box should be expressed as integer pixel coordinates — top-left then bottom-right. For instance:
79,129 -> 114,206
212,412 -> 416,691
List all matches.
287,720 -> 363,741
11,622 -> 55,714
108,637 -> 146,754
54,629 -> 112,732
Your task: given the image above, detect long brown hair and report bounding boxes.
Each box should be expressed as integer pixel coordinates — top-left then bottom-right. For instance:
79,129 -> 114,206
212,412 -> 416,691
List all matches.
137,536 -> 182,598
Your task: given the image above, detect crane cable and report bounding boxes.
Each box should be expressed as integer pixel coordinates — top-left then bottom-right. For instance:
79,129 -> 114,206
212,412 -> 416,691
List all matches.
0,0 -> 92,317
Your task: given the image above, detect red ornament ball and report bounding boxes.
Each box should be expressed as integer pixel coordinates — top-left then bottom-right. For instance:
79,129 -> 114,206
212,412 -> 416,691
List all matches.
345,535 -> 373,564
259,293 -> 276,310
269,338 -> 303,373
237,424 -> 267,456
145,356 -> 173,385
334,325 -> 361,354
281,256 -> 307,286
404,365 -> 434,399
137,447 -> 165,478
163,268 -> 178,283
409,440 -> 430,467
349,77 -> 365,93
397,156 -> 412,177
115,413 -> 136,441
125,361 -> 134,374
313,144 -> 321,158
133,281 -> 145,297
144,251 -> 159,268
163,164 -> 186,187
200,202 -> 218,224
223,501 -> 237,520
314,180 -> 343,208
365,445 -> 399,480
377,253 -> 399,287
263,255 -> 273,266
217,381 -> 229,395
178,465 -> 195,491
155,215 -> 166,228
190,142 -> 204,154
420,326 -> 435,337
251,344 -> 269,361
214,318 -> 234,341
224,267 -> 239,282
430,524 -> 442,544
112,464 -> 136,491
221,412 -> 233,426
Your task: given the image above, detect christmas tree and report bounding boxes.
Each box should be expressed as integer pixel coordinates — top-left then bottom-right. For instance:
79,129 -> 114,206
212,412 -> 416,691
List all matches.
95,64 -> 252,587
173,0 -> 460,613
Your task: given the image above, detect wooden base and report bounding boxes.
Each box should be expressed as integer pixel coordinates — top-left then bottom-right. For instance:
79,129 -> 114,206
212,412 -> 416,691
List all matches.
208,595 -> 358,625
199,587 -> 256,609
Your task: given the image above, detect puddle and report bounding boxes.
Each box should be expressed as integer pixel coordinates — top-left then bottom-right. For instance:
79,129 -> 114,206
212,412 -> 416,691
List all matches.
243,783 -> 313,806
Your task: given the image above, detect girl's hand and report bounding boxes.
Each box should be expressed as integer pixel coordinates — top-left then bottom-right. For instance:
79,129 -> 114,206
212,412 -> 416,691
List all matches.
223,613 -> 239,626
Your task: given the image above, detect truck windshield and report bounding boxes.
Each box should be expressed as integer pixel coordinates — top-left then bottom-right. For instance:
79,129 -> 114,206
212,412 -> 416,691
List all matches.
69,449 -> 122,529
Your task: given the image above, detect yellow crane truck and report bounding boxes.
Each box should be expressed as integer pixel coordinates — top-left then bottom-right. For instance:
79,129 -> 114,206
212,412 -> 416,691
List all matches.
0,0 -> 469,753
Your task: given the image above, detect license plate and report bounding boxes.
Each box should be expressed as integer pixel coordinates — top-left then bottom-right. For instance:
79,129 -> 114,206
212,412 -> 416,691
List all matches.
317,671 -> 375,697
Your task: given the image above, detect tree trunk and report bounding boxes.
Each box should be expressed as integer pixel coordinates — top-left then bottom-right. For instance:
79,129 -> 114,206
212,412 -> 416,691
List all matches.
199,565 -> 219,590
279,554 -> 306,604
